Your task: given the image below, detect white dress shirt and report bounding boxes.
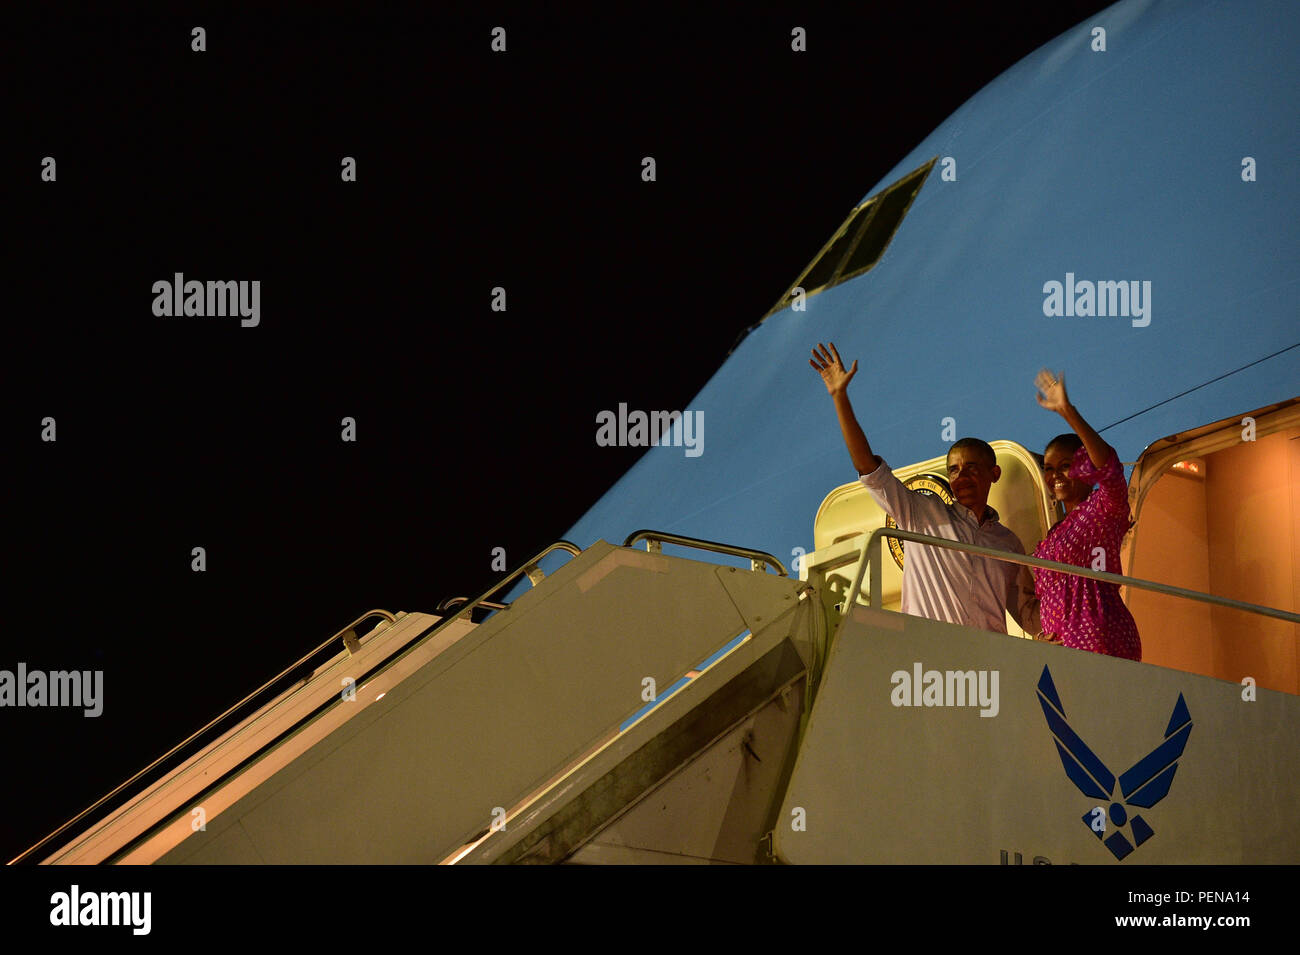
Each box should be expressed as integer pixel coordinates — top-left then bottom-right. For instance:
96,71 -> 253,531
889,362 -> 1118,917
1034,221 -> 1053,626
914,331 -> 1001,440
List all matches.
859,458 -> 1037,634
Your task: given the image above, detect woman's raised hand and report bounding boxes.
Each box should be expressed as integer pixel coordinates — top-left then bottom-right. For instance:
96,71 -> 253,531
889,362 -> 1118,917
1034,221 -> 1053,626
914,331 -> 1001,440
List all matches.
1035,368 -> 1071,415
810,342 -> 858,396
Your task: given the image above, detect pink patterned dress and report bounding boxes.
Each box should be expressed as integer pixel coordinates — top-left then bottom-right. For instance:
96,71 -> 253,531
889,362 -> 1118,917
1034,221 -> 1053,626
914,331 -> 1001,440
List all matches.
1032,449 -> 1142,660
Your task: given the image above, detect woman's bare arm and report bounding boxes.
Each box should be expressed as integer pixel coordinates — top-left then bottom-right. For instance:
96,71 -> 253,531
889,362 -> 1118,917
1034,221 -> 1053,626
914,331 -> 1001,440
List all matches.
1035,370 -> 1115,470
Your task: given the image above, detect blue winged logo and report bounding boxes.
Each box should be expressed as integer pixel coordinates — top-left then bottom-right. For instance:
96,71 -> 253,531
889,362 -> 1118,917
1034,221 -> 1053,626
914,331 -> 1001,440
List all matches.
1036,665 -> 1192,860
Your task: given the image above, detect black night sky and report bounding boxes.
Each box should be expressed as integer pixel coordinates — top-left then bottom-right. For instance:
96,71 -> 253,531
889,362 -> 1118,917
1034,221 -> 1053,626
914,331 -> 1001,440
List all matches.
7,3 -> 1122,867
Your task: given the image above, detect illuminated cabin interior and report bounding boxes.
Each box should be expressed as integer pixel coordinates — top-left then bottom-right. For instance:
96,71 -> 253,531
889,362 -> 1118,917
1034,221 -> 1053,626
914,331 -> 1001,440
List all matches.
1125,400 -> 1298,694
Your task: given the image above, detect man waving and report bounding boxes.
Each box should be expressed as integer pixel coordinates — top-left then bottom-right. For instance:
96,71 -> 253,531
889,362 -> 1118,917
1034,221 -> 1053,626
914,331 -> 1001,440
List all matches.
810,342 -> 1039,636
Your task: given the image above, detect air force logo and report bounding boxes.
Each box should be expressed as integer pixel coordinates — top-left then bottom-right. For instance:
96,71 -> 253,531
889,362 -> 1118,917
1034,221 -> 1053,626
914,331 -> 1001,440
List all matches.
1036,665 -> 1192,860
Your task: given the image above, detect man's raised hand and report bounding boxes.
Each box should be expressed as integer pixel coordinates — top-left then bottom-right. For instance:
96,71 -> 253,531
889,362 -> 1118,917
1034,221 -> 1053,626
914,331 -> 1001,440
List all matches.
810,342 -> 858,396
813,341 -> 877,474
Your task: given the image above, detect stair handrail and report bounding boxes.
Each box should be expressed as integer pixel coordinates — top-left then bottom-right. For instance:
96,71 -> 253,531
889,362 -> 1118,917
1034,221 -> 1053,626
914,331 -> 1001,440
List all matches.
838,527 -> 1299,643
440,540 -> 583,619
437,597 -> 510,612
9,608 -> 399,865
622,530 -> 788,576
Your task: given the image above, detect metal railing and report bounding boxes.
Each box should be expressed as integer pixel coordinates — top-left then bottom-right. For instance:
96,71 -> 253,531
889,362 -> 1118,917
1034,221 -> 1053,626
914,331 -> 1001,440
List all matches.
837,526 -> 1300,643
10,608 -> 399,865
437,541 -> 583,620
623,530 -> 788,576
437,597 -> 509,613
16,539 -> 591,866
17,538 -> 591,866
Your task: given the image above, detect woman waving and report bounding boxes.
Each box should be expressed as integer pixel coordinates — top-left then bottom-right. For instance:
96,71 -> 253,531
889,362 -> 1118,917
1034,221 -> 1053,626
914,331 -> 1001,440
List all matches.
1032,370 -> 1141,660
